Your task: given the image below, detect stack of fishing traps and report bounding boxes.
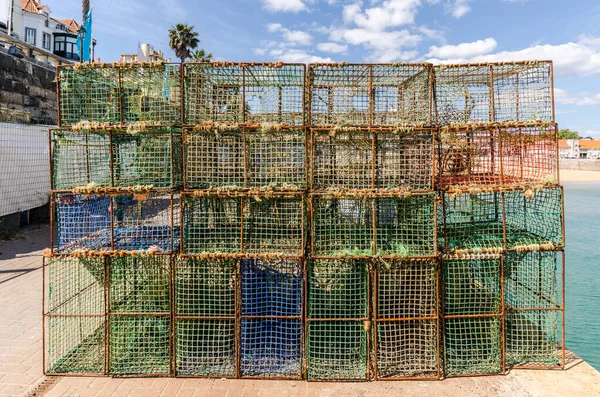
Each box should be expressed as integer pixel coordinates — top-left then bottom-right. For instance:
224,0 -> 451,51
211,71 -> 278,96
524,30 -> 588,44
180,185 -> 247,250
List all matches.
44,60 -> 565,380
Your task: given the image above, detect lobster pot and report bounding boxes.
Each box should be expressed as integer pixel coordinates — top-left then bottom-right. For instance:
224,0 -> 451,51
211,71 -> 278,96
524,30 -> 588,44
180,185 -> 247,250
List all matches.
109,255 -> 172,375
184,126 -> 306,190
435,61 -> 553,125
311,128 -> 433,191
175,258 -> 236,377
438,122 -> 557,190
53,191 -> 179,254
374,259 -> 439,379
240,258 -> 303,378
181,193 -> 304,256
51,127 -> 183,190
57,66 -> 120,127
306,259 -> 369,381
442,255 -> 503,376
308,64 -> 432,127
311,194 -> 436,258
184,63 -> 305,125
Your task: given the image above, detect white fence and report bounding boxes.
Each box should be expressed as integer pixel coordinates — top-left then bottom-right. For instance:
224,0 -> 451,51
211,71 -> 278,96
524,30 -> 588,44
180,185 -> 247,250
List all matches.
0,122 -> 51,217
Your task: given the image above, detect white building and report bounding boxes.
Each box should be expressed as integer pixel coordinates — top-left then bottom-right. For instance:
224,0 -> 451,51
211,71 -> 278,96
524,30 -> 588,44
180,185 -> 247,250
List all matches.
0,0 -> 86,65
118,43 -> 167,63
558,139 -> 600,159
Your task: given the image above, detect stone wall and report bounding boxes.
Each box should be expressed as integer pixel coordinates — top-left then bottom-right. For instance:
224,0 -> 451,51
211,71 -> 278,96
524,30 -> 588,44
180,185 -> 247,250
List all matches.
560,159 -> 600,172
0,50 -> 57,125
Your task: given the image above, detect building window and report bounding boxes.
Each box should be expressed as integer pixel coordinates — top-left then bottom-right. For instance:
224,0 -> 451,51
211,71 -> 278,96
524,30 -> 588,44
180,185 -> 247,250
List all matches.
45,19 -> 49,27
43,33 -> 51,50
25,28 -> 36,45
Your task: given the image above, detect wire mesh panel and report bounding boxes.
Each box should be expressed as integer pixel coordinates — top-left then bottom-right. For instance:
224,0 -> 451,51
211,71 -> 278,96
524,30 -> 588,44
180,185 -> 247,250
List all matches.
493,62 -> 553,123
109,256 -> 171,313
241,259 -> 302,317
176,258 -> 236,317
243,195 -> 304,255
374,259 -> 438,379
435,64 -> 492,126
51,130 -> 111,190
246,128 -> 306,189
53,192 -> 179,254
308,259 -> 367,319
44,257 -> 106,374
504,187 -> 564,250
181,195 -> 242,254
505,310 -> 562,368
504,251 -> 560,310
440,192 -> 505,254
241,319 -> 302,377
438,125 -> 502,188
109,315 -> 171,375
312,130 -> 373,190
113,192 -> 179,252
184,63 -> 305,125
58,66 -> 120,126
312,196 -> 373,257
500,124 -> 558,185
175,258 -> 237,377
112,127 -> 183,188
372,64 -> 432,126
443,257 -> 502,316
184,127 -> 306,190
120,63 -> 181,124
308,64 -> 432,127
443,317 -> 502,376
184,128 -> 245,189
375,195 -> 436,257
307,321 -> 369,381
375,130 -> 433,191
244,64 -> 305,126
46,315 -> 106,375
435,62 -> 553,126
176,319 -> 237,377
54,193 -> 111,253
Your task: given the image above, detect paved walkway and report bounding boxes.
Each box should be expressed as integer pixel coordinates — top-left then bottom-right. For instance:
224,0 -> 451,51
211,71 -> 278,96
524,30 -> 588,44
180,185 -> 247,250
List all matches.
1,227 -> 600,397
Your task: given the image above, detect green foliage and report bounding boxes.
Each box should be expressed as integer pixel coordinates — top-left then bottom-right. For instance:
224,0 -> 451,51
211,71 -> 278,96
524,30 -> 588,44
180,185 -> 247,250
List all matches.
558,128 -> 580,140
168,23 -> 200,62
190,49 -> 213,62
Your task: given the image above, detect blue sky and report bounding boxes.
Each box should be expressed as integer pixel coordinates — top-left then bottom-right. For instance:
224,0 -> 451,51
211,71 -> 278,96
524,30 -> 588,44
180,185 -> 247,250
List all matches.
49,0 -> 600,136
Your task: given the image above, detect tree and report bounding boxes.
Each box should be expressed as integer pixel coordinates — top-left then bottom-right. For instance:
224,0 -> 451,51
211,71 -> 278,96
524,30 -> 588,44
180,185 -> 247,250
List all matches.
168,24 -> 199,62
190,49 -> 213,62
558,129 -> 581,140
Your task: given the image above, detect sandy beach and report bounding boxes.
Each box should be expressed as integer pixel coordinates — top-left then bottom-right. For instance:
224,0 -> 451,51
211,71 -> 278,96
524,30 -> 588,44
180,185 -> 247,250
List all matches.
560,169 -> 600,183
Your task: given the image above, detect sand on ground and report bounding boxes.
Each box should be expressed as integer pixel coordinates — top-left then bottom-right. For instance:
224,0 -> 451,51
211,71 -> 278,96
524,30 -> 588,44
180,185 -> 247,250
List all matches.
560,169 -> 600,183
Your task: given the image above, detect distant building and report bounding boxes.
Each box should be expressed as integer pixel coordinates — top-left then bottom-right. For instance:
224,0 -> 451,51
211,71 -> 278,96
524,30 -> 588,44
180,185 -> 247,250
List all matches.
0,0 -> 90,65
559,139 -> 600,159
118,43 -> 167,63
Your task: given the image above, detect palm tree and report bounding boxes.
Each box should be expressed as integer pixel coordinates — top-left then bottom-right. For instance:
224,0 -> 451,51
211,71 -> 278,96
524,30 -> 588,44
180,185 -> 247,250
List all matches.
190,49 -> 213,63
168,24 -> 200,62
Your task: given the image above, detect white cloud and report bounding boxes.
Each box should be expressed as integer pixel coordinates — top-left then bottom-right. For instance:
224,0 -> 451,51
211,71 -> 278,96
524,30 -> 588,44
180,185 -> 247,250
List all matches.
342,0 -> 422,31
330,27 -> 422,62
276,49 -> 333,63
419,26 -> 446,43
427,38 -> 497,58
262,0 -> 307,13
253,48 -> 267,56
450,0 -> 471,18
267,24 -> 313,46
317,42 -> 349,53
555,88 -> 600,106
427,36 -> 600,77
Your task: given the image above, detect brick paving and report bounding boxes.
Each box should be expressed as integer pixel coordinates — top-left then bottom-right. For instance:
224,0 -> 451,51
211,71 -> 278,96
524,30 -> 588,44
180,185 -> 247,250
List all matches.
2,226 -> 600,397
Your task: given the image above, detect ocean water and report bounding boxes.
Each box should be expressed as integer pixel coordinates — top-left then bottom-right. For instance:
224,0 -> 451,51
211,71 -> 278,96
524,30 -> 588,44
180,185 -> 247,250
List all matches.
563,182 -> 600,370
